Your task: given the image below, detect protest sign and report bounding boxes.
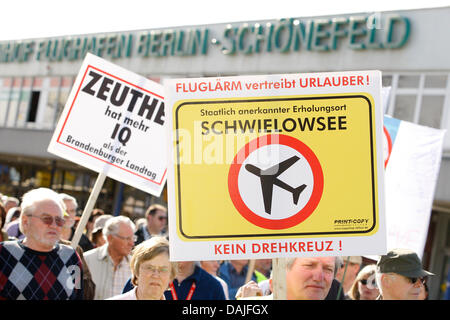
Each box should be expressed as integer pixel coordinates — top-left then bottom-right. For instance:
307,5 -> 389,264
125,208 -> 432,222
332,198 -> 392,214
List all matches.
48,53 -> 167,196
384,116 -> 445,258
165,71 -> 387,261
48,53 -> 166,247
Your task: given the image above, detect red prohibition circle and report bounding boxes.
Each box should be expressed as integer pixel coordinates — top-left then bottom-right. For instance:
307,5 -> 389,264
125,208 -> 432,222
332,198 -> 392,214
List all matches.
383,126 -> 393,168
228,134 -> 324,230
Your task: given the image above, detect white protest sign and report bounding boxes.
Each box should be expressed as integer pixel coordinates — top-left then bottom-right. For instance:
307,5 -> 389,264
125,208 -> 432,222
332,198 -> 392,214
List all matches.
384,116 -> 445,258
165,71 -> 387,261
48,53 -> 167,197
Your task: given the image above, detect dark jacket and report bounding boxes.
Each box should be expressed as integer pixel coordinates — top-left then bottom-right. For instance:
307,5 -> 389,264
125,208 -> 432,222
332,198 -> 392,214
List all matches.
134,225 -> 147,246
60,239 -> 96,300
165,266 -> 226,300
325,279 -> 348,300
218,262 -> 257,300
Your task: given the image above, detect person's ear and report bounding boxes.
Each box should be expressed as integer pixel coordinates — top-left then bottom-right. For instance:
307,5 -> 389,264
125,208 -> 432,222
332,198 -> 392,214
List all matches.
107,234 -> 114,243
381,274 -> 391,288
21,214 -> 29,232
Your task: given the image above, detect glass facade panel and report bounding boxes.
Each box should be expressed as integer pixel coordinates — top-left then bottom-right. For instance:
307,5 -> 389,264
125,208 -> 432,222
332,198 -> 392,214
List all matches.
43,91 -> 59,128
56,89 -> 70,123
15,77 -> 32,127
39,77 -> 59,129
382,75 -> 392,87
424,75 -> 448,88
398,75 -> 420,88
419,95 -> 445,129
0,78 -> 11,126
6,78 -> 21,127
393,95 -> 416,122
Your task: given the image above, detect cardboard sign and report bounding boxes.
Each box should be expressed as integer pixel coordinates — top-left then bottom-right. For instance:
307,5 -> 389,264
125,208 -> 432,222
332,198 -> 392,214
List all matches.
384,116 -> 445,258
48,53 -> 167,196
165,71 -> 386,261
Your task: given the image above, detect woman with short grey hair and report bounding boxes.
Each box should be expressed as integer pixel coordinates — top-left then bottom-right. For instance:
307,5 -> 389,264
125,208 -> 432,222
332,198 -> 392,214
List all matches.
108,236 -> 176,300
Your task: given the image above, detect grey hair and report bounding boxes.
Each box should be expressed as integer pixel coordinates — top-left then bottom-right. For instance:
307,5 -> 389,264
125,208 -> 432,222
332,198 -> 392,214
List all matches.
19,188 -> 64,234
286,256 -> 339,275
103,216 -> 136,239
59,193 -> 78,207
5,196 -> 19,206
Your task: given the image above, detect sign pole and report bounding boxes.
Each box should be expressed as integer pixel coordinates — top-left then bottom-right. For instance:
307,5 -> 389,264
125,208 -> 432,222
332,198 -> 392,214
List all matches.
245,260 -> 256,283
337,258 -> 349,299
71,172 -> 107,249
272,258 -> 287,300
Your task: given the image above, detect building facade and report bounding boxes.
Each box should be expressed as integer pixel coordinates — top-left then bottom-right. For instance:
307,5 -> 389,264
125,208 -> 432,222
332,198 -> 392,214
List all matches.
0,6 -> 449,298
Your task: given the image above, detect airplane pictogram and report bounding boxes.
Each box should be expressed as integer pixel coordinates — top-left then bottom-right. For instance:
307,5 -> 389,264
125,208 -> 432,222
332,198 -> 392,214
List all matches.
245,155 -> 307,215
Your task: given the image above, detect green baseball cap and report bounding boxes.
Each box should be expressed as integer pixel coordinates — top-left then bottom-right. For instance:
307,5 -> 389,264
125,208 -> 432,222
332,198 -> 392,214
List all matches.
377,248 -> 434,278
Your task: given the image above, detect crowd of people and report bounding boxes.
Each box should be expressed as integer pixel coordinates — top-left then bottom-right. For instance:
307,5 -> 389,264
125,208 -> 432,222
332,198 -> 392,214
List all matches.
0,187 -> 438,300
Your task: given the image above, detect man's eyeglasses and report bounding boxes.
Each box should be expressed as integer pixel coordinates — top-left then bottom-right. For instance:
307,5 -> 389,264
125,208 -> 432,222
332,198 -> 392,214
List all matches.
27,214 -> 65,227
114,234 -> 137,242
141,264 -> 170,276
158,216 -> 167,221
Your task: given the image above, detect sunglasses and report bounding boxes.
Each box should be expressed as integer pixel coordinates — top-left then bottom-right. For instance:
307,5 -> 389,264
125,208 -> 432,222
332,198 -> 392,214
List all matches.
27,214 -> 65,227
158,216 -> 167,221
407,277 -> 426,285
360,279 -> 377,287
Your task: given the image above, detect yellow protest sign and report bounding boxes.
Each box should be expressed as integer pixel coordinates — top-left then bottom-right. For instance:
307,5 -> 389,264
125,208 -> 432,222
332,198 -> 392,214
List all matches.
174,93 -> 378,240
166,71 -> 386,261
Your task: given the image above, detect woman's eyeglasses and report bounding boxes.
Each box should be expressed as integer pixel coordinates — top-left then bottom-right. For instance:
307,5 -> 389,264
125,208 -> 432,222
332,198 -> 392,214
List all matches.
141,264 -> 170,275
27,214 -> 66,227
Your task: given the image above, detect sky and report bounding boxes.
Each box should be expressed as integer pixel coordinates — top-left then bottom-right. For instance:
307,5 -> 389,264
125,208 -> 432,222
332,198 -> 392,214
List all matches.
0,0 -> 449,41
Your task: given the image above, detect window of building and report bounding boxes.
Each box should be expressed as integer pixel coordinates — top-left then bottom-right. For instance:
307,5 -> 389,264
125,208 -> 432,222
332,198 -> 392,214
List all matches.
42,77 -> 61,129
54,77 -> 74,125
385,73 -> 450,130
15,77 -> 32,128
382,75 -> 392,87
425,75 -> 447,89
398,75 -> 420,88
26,91 -> 40,122
393,94 -> 416,122
419,95 -> 445,129
5,78 -> 22,127
0,78 -> 12,126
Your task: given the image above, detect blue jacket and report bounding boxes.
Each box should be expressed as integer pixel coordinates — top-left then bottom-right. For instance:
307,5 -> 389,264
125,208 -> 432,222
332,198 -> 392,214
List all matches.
218,262 -> 256,300
165,265 -> 226,300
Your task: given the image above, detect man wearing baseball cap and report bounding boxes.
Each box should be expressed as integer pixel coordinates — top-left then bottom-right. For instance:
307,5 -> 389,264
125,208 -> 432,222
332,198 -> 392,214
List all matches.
376,248 -> 434,300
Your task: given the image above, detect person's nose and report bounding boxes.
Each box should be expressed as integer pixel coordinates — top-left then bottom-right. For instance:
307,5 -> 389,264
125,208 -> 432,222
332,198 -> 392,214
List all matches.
311,267 -> 325,282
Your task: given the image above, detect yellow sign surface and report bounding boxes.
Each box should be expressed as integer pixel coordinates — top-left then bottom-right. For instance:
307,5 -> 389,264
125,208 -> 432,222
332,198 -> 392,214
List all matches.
173,93 -> 379,240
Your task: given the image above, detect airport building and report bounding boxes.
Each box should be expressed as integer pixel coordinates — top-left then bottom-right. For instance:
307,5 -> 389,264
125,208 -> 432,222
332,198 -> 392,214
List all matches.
0,6 -> 449,298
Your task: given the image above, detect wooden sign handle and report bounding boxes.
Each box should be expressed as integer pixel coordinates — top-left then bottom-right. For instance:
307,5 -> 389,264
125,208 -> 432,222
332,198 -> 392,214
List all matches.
71,172 -> 106,249
272,258 -> 287,300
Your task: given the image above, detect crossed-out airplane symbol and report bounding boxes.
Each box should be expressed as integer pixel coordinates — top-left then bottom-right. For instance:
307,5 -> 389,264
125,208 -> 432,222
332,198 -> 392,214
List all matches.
245,156 -> 307,215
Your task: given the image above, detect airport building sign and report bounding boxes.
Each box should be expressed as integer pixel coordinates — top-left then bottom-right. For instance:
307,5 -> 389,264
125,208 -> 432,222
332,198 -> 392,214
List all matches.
0,13 -> 410,63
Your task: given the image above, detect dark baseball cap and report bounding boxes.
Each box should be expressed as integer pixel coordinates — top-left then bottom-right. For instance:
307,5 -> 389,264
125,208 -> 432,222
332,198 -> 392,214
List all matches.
377,248 -> 434,278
